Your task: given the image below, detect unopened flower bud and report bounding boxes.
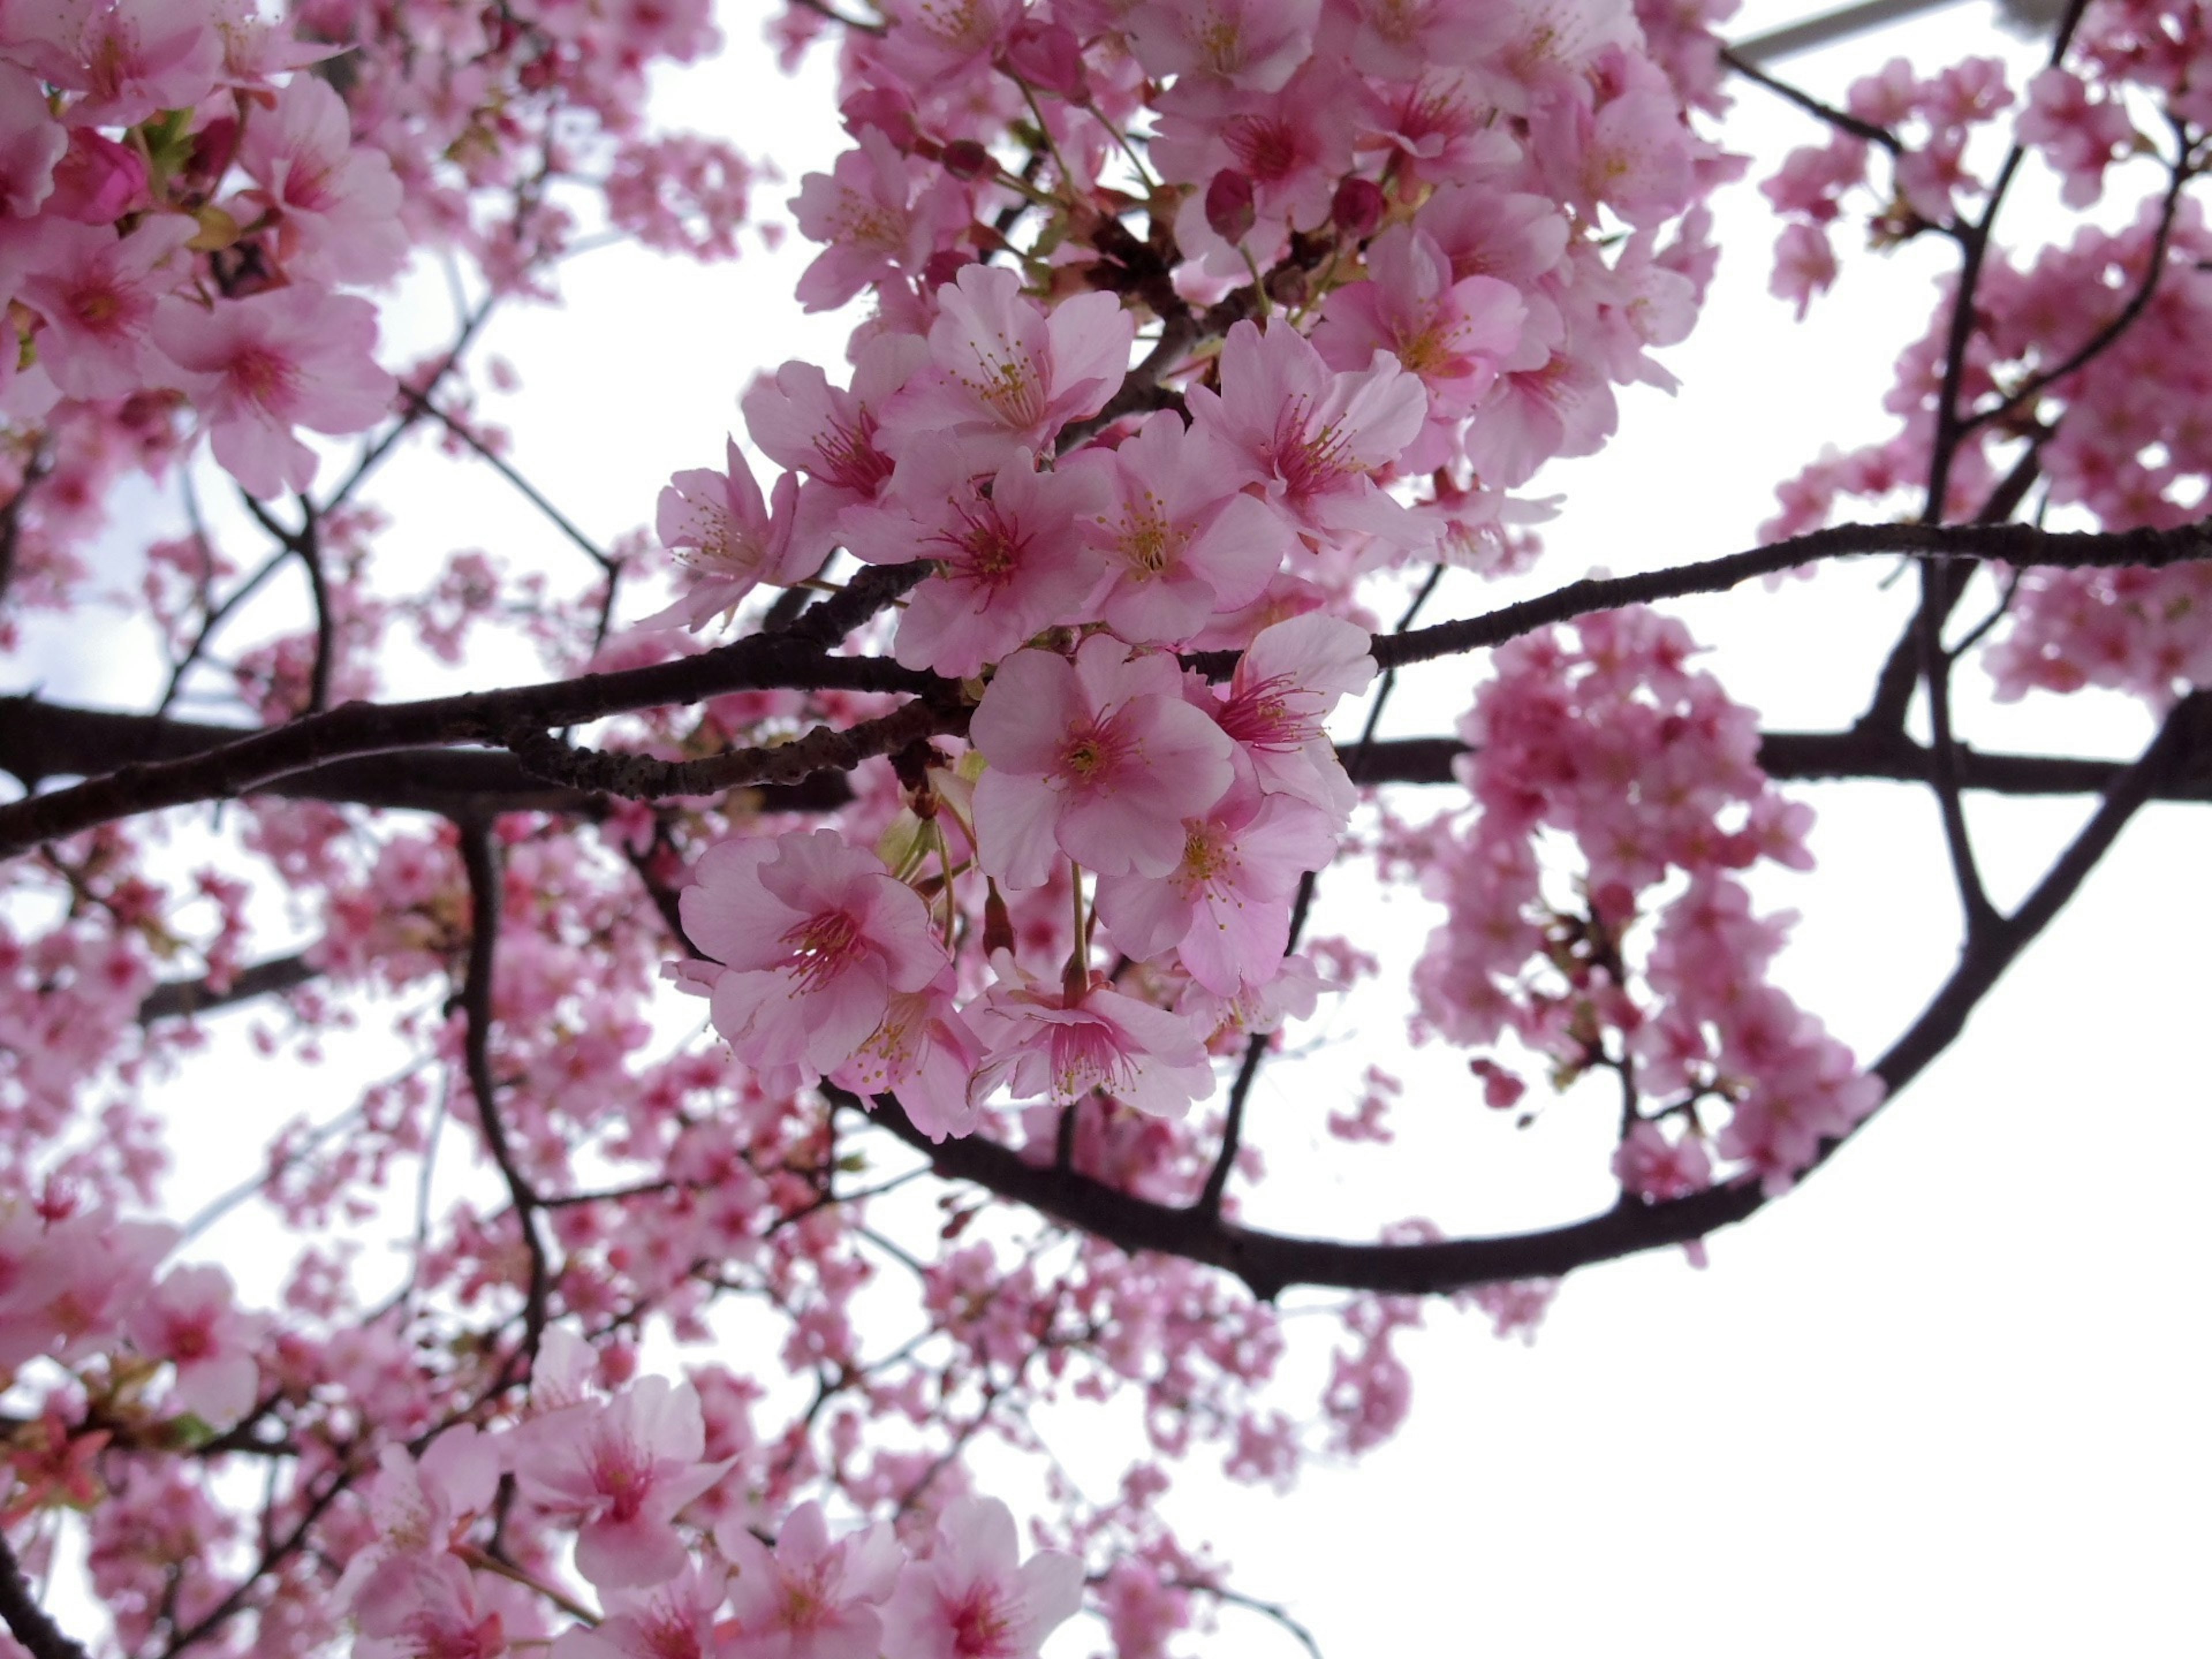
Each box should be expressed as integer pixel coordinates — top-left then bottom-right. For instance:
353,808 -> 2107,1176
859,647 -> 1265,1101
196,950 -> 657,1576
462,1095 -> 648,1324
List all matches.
922,248 -> 975,289
1205,169 -> 1256,243
941,139 -> 993,180
1003,20 -> 1089,102
842,87 -> 919,150
1332,176 -> 1385,241
47,130 -> 147,225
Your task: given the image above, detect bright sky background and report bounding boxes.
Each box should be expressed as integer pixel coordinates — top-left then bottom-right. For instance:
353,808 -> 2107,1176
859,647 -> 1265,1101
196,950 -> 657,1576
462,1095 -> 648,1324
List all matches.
8,1 -> 2209,1654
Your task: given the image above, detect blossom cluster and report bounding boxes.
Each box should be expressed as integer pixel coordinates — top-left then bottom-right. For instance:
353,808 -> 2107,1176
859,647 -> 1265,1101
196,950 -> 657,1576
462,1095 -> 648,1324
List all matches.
0,1198 -> 263,1431
1755,2 -> 2212,706
643,0 -> 1748,1146
1412,609 -> 1880,1195
345,1331 -> 1082,1659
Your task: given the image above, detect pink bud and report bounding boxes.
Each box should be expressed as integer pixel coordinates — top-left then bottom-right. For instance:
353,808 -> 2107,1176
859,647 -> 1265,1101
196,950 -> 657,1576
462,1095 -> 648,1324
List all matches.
842,87 -> 920,151
1003,19 -> 1089,102
941,139 -> 992,180
922,248 -> 975,289
47,130 -> 147,225
1470,1059 -> 1527,1111
1205,169 -> 1256,243
1331,176 -> 1385,241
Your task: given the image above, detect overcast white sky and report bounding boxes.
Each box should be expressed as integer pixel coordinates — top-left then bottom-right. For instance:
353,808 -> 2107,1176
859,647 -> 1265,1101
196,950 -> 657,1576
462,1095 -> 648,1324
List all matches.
10,1 -> 2208,1654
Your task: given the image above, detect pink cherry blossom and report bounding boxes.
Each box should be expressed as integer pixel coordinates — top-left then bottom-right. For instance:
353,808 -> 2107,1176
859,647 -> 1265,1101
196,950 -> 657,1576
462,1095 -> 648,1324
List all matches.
123,1262 -> 260,1425
514,1376 -> 728,1589
1314,224 -> 1526,465
677,829 -> 946,1085
1209,611 -> 1376,824
1094,778 -> 1336,994
1123,0 -> 1323,97
842,440 -> 1108,678
152,287 -> 397,498
717,1499 -> 901,1659
790,126 -> 965,311
10,0 -> 224,128
970,636 -> 1237,888
1186,319 -> 1429,548
881,1496 -> 1085,1659
17,213 -> 195,400
550,1563 -> 729,1659
884,263 -> 1135,460
1062,410 -> 1291,645
830,969 -> 988,1143
639,438 -> 814,631
237,72 -> 408,284
970,958 -> 1217,1119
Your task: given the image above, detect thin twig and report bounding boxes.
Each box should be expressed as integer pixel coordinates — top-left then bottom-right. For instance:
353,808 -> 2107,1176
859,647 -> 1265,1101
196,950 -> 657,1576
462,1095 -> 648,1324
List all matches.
457,824 -> 552,1376
0,1531 -> 90,1659
1720,47 -> 1902,151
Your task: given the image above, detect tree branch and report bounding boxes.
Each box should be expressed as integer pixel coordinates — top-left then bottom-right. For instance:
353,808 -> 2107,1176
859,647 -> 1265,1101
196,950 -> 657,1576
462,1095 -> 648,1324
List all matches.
1719,46 -> 1902,151
1340,728 -> 2212,802
0,637 -> 933,857
1353,514 -> 2212,676
457,824 -> 552,1373
505,695 -> 968,800
0,1532 -> 90,1659
834,695 -> 2200,1301
139,952 -> 319,1024
0,697 -> 855,821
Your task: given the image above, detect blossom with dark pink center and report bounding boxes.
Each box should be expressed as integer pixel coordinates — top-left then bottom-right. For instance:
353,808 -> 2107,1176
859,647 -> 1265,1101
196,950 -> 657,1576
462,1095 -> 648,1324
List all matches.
969,957 -> 1216,1119
1314,225 -> 1525,464
152,286 -> 396,498
971,637 -> 1236,889
677,829 -> 945,1086
717,1499 -> 900,1659
1061,410 -> 1291,645
237,73 -> 407,284
639,437 -> 814,631
513,1376 -> 729,1590
1094,779 -> 1337,995
123,1262 -> 261,1426
883,263 -> 1134,461
842,440 -> 1107,678
1210,612 -> 1376,824
1186,319 -> 1429,548
17,213 -> 195,401
881,1496 -> 1085,1659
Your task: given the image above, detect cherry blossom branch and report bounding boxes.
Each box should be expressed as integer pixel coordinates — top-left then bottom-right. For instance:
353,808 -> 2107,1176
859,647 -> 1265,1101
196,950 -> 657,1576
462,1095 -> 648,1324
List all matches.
1342,727 -> 2212,802
0,639 -> 930,857
1917,561 -> 2001,940
835,693 -> 2199,1301
1859,436 -> 2044,734
1173,1579 -> 1325,1659
156,1480 -> 353,1659
0,1532 -> 90,1659
1358,514 -> 2212,673
400,388 -> 616,577
504,694 -> 969,800
0,696 -> 855,821
156,541 -> 291,717
1961,124 -> 2200,437
1719,46 -> 1902,151
1921,0 -> 2093,521
458,824 -> 554,1375
139,952 -> 319,1024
